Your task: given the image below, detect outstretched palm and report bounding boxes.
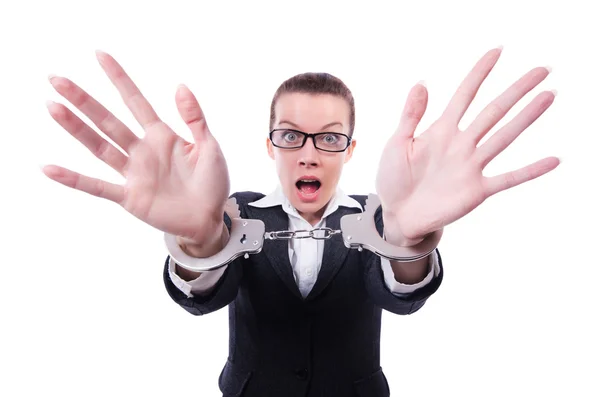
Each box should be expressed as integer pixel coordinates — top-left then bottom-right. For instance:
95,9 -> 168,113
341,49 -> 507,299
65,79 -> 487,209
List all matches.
376,47 -> 559,240
43,51 -> 230,243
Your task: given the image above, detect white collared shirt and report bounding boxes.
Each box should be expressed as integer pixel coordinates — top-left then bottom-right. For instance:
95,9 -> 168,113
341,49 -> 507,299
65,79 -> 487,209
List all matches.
168,186 -> 440,298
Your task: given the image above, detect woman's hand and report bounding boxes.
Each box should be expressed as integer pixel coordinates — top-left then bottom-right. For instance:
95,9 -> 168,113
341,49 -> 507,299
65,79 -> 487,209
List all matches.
43,51 -> 230,244
375,47 -> 559,242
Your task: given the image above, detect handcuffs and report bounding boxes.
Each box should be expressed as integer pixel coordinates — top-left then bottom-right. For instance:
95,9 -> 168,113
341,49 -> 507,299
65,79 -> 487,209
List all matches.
165,194 -> 443,272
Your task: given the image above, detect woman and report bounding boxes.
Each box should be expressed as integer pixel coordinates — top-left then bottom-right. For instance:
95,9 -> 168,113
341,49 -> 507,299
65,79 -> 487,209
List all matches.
42,46 -> 559,397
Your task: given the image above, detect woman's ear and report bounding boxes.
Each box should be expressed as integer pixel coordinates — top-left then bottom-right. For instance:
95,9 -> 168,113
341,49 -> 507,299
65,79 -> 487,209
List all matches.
344,139 -> 356,163
266,137 -> 275,160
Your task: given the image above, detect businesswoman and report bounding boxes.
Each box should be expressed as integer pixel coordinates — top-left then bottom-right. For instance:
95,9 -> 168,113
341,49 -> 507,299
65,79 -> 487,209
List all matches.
42,46 -> 558,396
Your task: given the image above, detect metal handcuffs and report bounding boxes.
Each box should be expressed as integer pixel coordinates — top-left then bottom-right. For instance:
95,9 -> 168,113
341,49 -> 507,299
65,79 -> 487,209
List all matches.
165,194 -> 443,272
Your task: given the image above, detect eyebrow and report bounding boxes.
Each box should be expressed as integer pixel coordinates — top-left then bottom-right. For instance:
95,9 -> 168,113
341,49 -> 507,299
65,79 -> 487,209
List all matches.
278,120 -> 343,131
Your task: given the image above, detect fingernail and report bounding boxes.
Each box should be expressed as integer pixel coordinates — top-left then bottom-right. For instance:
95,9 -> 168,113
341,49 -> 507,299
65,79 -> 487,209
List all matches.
551,89 -> 558,96
417,80 -> 427,88
495,44 -> 504,51
544,66 -> 553,73
48,74 -> 57,82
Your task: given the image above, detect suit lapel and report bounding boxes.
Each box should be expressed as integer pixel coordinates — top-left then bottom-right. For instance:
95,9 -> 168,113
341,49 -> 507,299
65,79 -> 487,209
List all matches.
245,204 -> 303,300
305,205 -> 358,301
245,200 -> 363,302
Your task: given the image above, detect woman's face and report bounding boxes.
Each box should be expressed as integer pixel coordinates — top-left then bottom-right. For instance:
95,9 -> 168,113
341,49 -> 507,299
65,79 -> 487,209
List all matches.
267,92 -> 356,223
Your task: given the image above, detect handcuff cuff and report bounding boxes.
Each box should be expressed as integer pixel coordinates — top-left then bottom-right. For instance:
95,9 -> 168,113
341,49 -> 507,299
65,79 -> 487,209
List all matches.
165,194 -> 443,272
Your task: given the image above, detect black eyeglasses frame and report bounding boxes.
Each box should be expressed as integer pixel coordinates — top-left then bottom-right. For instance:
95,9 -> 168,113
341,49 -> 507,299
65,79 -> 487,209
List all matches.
269,128 -> 352,153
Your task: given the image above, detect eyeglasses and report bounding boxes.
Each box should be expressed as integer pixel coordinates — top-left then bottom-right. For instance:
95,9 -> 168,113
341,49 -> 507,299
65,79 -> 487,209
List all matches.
269,129 -> 352,153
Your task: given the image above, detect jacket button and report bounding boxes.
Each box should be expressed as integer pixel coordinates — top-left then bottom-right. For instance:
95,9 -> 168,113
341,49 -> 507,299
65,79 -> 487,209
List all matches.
295,368 -> 308,380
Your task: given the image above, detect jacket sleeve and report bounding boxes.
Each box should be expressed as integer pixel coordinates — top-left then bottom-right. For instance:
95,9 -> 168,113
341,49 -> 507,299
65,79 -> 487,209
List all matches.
162,195 -> 246,316
362,205 -> 444,315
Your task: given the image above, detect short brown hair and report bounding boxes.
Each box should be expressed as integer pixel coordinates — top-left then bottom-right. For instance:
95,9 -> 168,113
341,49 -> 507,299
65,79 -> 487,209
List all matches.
269,72 -> 355,138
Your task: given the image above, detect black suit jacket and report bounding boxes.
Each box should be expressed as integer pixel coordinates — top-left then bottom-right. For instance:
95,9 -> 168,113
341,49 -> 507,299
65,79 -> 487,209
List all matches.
163,191 -> 444,397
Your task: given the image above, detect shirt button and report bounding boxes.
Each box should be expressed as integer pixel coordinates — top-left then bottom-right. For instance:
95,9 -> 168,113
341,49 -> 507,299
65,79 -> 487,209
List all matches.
306,269 -> 312,276
295,368 -> 308,380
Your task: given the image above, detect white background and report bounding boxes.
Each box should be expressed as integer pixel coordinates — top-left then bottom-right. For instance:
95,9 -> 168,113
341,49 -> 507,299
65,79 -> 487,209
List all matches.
1,0 -> 598,396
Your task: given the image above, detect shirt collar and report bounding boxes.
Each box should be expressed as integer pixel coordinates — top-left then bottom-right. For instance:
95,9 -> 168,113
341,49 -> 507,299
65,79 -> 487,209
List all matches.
248,184 -> 362,220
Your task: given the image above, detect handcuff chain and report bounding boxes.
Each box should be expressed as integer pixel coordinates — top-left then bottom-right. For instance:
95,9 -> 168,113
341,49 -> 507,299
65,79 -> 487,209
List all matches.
167,194 -> 441,272
264,227 -> 342,241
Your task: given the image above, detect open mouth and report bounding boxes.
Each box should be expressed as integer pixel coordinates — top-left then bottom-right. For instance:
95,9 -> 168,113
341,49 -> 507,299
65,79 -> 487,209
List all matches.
295,178 -> 321,196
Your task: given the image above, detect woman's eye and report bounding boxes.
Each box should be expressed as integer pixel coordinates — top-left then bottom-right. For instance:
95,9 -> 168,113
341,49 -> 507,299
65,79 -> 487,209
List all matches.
323,134 -> 338,143
284,132 -> 298,141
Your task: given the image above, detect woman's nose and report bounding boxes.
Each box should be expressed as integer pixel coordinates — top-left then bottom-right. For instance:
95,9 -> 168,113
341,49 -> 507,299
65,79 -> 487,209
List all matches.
297,139 -> 320,167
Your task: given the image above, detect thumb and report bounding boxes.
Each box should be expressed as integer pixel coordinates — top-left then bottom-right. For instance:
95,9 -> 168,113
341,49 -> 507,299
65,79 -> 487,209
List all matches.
175,84 -> 210,143
395,81 -> 428,139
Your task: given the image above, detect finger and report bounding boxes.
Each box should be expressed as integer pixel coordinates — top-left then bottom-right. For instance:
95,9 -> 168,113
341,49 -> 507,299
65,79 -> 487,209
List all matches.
476,90 -> 556,168
48,75 -> 139,153
394,81 -> 428,139
41,164 -> 125,204
483,156 -> 560,197
441,46 -> 503,125
175,84 -> 211,143
465,67 -> 551,143
46,101 -> 129,176
95,50 -> 161,130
